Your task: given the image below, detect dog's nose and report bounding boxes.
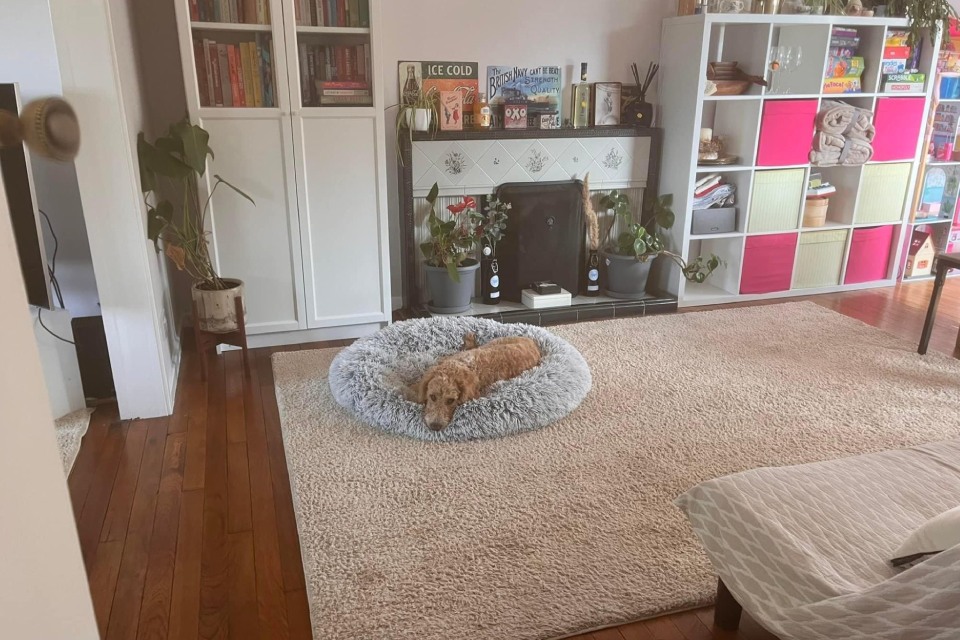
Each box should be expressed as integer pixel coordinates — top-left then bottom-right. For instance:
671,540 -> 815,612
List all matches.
426,420 -> 446,431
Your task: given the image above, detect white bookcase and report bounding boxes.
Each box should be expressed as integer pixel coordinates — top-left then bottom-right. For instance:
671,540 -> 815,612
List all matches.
172,0 -> 391,345
658,14 -> 940,307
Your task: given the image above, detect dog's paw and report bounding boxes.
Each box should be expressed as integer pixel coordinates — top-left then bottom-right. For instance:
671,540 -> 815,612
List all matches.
462,332 -> 478,350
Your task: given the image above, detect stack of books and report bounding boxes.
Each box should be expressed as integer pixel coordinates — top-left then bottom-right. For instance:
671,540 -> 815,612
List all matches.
193,34 -> 276,108
298,44 -> 372,106
823,28 -> 862,94
881,30 -> 924,93
295,0 -> 370,27
190,0 -> 269,24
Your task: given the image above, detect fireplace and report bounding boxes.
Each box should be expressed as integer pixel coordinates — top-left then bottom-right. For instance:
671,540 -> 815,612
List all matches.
494,181 -> 585,302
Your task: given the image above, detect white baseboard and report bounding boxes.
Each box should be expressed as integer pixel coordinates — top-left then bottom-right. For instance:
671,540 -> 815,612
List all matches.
221,321 -> 386,350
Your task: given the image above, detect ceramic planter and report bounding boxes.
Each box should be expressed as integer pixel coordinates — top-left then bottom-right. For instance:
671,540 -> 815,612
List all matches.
603,252 -> 654,299
406,108 -> 433,132
424,260 -> 479,314
192,278 -> 245,333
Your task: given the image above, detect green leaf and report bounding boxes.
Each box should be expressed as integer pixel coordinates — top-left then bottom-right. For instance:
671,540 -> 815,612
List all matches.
426,182 -> 440,205
154,135 -> 184,158
137,133 -> 192,181
656,208 -> 676,229
213,175 -> 255,206
659,194 -> 673,208
172,120 -> 211,175
147,200 -> 174,249
137,132 -> 157,193
633,238 -> 648,257
445,260 -> 461,283
420,240 -> 434,259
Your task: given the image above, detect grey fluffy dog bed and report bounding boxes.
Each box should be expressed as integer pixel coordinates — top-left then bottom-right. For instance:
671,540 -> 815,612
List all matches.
328,317 -> 592,442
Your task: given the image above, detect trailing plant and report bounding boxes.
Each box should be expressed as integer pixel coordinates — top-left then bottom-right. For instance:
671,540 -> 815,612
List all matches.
420,183 -> 482,283
138,118 -> 254,291
475,196 -> 510,256
887,0 -> 957,44
599,190 -> 723,283
396,86 -> 439,164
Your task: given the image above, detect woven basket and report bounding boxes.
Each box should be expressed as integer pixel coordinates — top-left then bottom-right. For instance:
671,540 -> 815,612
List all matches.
803,198 -> 829,227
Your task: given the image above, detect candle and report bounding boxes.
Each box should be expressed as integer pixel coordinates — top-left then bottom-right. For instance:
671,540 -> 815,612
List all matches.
700,128 -> 713,142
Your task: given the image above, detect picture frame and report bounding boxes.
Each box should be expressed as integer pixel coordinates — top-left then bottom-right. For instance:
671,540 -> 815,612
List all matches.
593,82 -> 622,126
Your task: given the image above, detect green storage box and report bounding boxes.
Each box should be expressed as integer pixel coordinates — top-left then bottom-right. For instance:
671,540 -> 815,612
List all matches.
748,169 -> 805,233
855,163 -> 911,224
793,229 -> 849,289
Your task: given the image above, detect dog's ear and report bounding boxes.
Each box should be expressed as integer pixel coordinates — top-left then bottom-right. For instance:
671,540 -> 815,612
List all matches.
455,369 -> 481,403
407,370 -> 433,404
462,332 -> 478,351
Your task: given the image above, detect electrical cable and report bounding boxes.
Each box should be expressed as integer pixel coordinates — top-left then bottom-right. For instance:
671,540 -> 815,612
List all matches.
34,208 -> 74,344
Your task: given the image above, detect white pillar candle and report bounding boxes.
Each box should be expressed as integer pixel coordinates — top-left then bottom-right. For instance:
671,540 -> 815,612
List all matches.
700,127 -> 713,142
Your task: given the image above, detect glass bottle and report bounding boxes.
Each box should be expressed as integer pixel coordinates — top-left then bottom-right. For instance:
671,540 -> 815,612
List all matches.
585,250 -> 600,296
474,92 -> 492,129
401,64 -> 419,105
572,63 -> 591,129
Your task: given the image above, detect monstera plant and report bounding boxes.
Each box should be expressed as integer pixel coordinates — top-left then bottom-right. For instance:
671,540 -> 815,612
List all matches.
138,117 -> 254,332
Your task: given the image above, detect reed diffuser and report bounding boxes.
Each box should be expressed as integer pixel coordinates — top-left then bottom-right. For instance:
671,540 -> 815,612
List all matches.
624,62 -> 658,126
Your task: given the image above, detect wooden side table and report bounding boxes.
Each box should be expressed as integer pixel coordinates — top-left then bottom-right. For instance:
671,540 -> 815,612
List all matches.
192,296 -> 249,380
918,252 -> 960,355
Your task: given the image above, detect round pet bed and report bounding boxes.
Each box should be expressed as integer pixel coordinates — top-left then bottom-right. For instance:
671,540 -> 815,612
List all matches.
328,316 -> 592,442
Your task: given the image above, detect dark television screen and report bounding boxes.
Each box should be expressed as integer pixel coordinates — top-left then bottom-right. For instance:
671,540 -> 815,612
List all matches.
0,83 -> 51,309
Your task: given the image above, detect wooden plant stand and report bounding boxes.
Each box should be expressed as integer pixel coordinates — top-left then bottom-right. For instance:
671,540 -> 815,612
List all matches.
192,296 -> 249,380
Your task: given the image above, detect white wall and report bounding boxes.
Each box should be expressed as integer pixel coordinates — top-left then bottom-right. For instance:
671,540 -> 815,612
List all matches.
380,0 -> 673,306
0,144 -> 98,640
0,0 -> 100,317
49,0 -> 181,419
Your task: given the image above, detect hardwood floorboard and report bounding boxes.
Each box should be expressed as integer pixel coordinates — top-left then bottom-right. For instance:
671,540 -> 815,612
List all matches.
168,489 -> 204,640
74,281 -> 960,640
284,588 -> 312,640
78,419 -> 129,570
227,531 -> 260,639
255,348 -> 307,594
68,404 -> 116,517
105,418 -> 169,640
137,431 -> 188,640
88,539 -> 124,637
198,354 -> 230,639
243,343 -> 290,638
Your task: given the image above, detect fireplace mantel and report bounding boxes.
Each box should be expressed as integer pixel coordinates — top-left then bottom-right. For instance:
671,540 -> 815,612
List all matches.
397,126 -> 666,320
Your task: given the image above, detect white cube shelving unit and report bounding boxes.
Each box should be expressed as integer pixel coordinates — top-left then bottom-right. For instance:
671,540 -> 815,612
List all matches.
658,14 -> 940,307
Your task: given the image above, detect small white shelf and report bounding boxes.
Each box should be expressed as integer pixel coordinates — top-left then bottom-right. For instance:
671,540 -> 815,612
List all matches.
696,164 -> 752,172
802,221 -> 850,230
911,217 -> 954,225
689,231 -> 744,240
191,21 -> 271,32
928,160 -> 960,166
683,282 -> 739,305
704,94 -> 763,101
296,25 -> 371,35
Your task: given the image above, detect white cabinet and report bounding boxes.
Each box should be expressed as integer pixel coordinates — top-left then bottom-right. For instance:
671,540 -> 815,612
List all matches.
173,0 -> 390,343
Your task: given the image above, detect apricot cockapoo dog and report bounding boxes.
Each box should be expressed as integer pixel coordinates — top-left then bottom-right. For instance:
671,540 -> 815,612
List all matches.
408,332 -> 541,431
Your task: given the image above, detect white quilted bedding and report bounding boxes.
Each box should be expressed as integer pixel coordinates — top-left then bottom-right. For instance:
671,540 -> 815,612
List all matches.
675,439 -> 960,640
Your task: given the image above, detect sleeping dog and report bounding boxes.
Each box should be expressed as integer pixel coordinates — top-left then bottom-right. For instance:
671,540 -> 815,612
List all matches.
408,332 -> 541,431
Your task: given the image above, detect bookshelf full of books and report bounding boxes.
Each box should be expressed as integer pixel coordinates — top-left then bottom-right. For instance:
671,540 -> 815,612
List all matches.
173,0 -> 391,343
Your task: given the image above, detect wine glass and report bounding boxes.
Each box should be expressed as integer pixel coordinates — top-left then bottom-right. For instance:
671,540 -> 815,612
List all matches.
768,46 -> 783,94
783,46 -> 804,94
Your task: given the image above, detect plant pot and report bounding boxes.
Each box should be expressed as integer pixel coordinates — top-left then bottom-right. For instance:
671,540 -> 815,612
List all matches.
424,260 -> 479,314
603,252 -> 654,300
192,279 -> 245,333
406,108 -> 433,132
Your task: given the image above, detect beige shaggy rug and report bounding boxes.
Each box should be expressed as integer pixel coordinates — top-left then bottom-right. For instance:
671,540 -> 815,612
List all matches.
56,408 -> 92,476
271,302 -> 960,640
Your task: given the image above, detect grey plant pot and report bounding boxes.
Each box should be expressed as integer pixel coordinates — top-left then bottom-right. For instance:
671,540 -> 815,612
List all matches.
424,260 -> 480,314
603,252 -> 653,300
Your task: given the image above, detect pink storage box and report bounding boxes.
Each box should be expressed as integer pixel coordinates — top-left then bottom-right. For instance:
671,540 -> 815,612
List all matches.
872,97 -> 926,161
741,233 -> 798,294
756,99 -> 819,166
844,225 -> 895,284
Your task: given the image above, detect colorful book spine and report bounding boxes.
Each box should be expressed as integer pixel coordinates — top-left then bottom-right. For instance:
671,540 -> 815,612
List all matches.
240,43 -> 256,106
258,34 -> 274,107
202,39 -> 216,106
358,0 -> 369,27
190,0 -> 200,20
217,44 -> 232,106
228,44 -> 244,106
194,41 -> 209,106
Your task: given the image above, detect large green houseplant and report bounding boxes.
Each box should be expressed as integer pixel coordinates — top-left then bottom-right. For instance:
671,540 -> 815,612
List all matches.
138,117 -> 254,332
598,190 -> 722,298
887,0 -> 957,44
421,182 -> 483,313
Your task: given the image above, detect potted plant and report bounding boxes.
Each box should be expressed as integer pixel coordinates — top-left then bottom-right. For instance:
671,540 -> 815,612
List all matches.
476,196 -> 510,304
887,0 -> 957,44
599,190 -> 723,298
138,117 -> 254,333
398,86 -> 438,134
421,183 -> 481,313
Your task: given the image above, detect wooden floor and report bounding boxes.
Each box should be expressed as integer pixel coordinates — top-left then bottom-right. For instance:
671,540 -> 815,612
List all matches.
69,279 -> 960,640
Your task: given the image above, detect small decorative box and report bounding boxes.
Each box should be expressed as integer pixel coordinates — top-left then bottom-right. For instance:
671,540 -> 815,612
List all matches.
504,103 -> 528,129
540,113 -> 560,129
